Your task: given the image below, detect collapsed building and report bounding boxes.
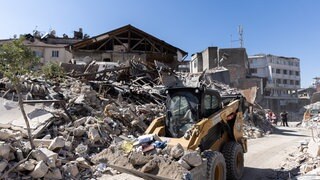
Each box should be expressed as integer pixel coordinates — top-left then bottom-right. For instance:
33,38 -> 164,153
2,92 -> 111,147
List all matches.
67,24 -> 188,71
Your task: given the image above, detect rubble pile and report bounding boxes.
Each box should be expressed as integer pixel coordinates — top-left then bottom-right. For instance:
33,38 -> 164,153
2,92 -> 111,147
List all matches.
92,134 -> 203,179
0,61 -> 167,178
0,59 -> 266,179
243,107 -> 274,139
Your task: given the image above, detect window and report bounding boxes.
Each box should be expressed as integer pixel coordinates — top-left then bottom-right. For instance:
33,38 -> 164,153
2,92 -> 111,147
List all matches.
289,70 -> 293,75
103,58 -> 111,62
52,50 -> 59,57
250,68 -> 257,74
168,95 -> 195,138
296,80 -> 300,85
283,70 -> 287,74
276,79 -> 281,84
296,71 -> 300,76
290,80 -> 294,85
272,68 -> 275,73
33,51 -> 43,58
204,95 -> 219,117
283,79 -> 287,84
276,69 -> 281,74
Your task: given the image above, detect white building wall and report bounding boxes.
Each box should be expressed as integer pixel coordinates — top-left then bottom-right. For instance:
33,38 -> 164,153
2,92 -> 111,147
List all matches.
249,54 -> 301,96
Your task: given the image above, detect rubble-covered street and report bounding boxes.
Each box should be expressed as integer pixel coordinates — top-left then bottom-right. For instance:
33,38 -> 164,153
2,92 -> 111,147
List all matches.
1,2 -> 320,179
0,59 -> 278,179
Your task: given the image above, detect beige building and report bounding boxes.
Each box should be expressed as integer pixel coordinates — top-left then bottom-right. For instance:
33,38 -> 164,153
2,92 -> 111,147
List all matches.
0,32 -> 82,65
25,39 -> 73,64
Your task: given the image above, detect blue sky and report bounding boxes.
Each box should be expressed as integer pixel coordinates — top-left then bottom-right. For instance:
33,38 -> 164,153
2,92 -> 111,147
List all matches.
0,0 -> 319,88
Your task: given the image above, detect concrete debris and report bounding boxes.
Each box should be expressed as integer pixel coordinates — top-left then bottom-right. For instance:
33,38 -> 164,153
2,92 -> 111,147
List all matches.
44,168 -> 63,179
181,151 -> 202,167
170,143 -> 184,159
0,160 -> 8,172
0,142 -> 11,160
307,140 -> 320,157
141,159 -> 158,172
0,61 -> 264,179
62,161 -> 79,177
29,160 -> 49,178
48,137 -> 65,150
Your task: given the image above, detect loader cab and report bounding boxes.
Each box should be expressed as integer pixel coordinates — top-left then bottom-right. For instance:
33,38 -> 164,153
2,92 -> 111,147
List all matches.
165,87 -> 222,138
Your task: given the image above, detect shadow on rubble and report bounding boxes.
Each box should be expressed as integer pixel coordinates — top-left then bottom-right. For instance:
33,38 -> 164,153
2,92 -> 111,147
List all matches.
272,127 -> 308,137
242,166 -> 300,180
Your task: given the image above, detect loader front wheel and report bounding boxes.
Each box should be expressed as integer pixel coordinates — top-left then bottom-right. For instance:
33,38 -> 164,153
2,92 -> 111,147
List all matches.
204,150 -> 226,180
222,142 -> 244,180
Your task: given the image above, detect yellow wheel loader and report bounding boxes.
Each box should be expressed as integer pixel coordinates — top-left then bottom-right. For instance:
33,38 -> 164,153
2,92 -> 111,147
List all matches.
103,85 -> 251,180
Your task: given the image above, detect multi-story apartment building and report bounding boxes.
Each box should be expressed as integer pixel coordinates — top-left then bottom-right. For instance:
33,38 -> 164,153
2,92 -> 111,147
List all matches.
248,54 -> 301,112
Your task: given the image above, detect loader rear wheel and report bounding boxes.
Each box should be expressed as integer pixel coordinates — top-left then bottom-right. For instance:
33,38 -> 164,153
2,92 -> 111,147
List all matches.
222,142 -> 244,180
204,150 -> 226,180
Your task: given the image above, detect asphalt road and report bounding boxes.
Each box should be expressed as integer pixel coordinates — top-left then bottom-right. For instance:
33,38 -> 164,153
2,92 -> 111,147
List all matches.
242,123 -> 310,180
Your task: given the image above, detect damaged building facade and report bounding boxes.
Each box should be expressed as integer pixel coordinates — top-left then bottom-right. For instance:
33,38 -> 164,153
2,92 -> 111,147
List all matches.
68,25 -> 187,69
189,47 -> 263,98
248,54 -> 301,113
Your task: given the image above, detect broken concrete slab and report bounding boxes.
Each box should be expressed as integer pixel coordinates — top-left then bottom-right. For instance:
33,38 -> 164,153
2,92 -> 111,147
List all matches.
0,160 -> 8,172
29,160 -> 49,178
31,148 -> 58,162
88,127 -> 101,143
0,97 -> 36,129
62,161 -> 79,177
33,139 -> 53,148
11,108 -> 53,131
44,168 -> 63,179
0,129 -> 17,140
0,142 -> 11,160
73,117 -> 87,128
48,137 -> 65,151
307,140 -> 320,157
181,151 -> 202,167
170,143 -> 184,159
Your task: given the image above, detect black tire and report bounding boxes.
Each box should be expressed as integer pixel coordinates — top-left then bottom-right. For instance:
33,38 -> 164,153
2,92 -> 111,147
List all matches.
221,142 -> 244,180
203,150 -> 226,180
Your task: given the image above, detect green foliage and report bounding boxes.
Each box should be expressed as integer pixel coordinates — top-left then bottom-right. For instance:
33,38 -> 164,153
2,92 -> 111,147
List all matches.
0,37 -> 39,84
41,62 -> 65,79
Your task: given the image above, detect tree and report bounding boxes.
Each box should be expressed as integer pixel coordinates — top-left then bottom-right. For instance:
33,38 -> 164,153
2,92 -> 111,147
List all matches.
41,62 -> 65,80
0,38 -> 39,149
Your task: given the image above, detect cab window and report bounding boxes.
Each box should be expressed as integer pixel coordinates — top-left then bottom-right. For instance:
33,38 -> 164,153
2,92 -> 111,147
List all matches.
204,95 -> 219,117
168,95 -> 195,138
